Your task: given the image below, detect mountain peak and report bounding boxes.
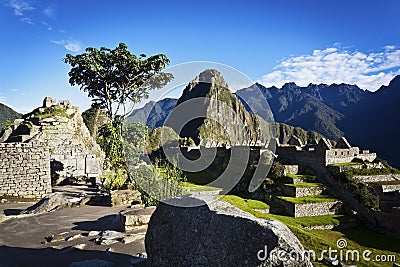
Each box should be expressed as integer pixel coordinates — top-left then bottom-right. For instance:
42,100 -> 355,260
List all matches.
177,69 -> 230,105
388,75 -> 400,88
281,82 -> 299,91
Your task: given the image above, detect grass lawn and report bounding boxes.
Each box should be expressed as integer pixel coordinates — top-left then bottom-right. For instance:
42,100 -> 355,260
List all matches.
277,195 -> 338,204
286,174 -> 316,180
182,181 -> 220,192
183,170 -> 216,185
284,182 -> 324,188
221,194 -> 400,267
328,162 -> 363,167
220,195 -> 270,210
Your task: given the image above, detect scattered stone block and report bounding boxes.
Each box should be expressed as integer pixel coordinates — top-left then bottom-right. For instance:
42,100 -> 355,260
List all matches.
47,235 -> 65,243
121,233 -> 145,244
87,230 -> 101,237
119,206 -> 156,232
66,233 -> 84,242
101,230 -> 125,240
110,190 -> 142,206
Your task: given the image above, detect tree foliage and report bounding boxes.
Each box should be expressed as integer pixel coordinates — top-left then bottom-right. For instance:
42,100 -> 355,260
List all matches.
64,43 -> 173,120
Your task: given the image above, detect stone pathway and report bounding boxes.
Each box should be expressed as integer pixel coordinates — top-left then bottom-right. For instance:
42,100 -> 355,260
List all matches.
0,202 -> 148,267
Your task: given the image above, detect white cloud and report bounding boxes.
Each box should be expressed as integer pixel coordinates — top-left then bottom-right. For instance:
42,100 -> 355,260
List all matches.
20,16 -> 33,24
8,0 -> 34,16
259,45 -> 400,91
51,39 -> 82,52
42,22 -> 53,31
43,7 -> 55,18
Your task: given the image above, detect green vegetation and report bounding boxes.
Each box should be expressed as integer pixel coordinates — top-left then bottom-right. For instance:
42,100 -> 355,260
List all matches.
0,103 -> 21,130
101,169 -> 127,191
183,170 -> 216,185
267,161 -> 285,180
331,167 -> 400,210
64,43 -> 172,121
328,162 -> 363,167
370,180 -> 400,185
64,43 -> 174,196
277,195 -> 338,204
340,167 -> 400,179
182,182 -> 219,192
221,195 -> 400,267
82,106 -> 110,139
275,122 -> 325,145
33,106 -> 73,119
221,195 -> 270,210
286,174 -> 316,180
284,182 -> 323,188
130,160 -> 187,206
147,126 -> 179,152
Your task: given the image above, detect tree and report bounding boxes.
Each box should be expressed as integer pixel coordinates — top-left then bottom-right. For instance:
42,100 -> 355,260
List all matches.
64,43 -> 173,121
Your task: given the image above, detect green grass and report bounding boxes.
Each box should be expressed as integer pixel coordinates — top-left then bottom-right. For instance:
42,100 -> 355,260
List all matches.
182,182 -> 220,192
293,214 -> 354,227
221,194 -> 400,267
277,195 -> 338,204
286,174 -> 316,180
220,195 -> 270,210
284,182 -> 324,188
328,162 -> 363,167
33,107 -> 74,119
183,170 -> 216,185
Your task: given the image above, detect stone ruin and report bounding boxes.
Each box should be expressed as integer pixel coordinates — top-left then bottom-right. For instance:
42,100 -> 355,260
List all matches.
276,136 -> 377,169
0,97 -> 104,198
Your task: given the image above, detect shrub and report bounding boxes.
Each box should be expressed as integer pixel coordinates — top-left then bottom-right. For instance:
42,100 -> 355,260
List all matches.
101,169 -> 127,191
267,161 -> 285,181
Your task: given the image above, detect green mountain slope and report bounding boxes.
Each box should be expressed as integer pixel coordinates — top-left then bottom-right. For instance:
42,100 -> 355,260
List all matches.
0,103 -> 21,130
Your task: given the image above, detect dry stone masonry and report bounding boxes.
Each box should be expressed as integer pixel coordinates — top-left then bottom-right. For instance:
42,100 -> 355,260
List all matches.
0,143 -> 51,198
0,97 -> 104,198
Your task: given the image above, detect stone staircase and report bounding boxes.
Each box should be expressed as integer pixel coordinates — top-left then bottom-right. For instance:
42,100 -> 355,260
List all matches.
273,174 -> 343,217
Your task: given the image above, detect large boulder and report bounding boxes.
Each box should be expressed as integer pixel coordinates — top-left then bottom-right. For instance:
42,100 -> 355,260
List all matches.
145,195 -> 312,267
20,193 -> 71,215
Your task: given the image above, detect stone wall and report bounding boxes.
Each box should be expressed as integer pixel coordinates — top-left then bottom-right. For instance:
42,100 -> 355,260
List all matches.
276,146 -> 326,170
276,197 -> 342,217
0,143 -> 51,198
325,147 -> 359,165
352,174 -> 400,183
281,185 -> 325,198
283,165 -> 298,175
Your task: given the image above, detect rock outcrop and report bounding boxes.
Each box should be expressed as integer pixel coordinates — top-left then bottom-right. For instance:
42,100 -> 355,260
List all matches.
145,195 -> 312,267
171,69 -> 273,146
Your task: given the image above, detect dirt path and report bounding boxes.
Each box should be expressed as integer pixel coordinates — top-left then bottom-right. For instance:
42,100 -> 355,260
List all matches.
0,203 -> 147,267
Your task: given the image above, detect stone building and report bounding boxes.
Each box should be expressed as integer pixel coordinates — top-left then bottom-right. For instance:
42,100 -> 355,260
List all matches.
0,97 -> 104,198
276,136 -> 377,170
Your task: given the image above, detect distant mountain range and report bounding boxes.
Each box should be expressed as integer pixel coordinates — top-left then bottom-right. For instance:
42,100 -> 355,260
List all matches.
128,74 -> 400,167
0,103 -> 21,130
128,98 -> 178,129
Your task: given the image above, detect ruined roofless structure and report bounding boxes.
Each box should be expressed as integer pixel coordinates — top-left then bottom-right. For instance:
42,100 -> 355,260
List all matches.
0,97 -> 104,199
276,136 -> 377,168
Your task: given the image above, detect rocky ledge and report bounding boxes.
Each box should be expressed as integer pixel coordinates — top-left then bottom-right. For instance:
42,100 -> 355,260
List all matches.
145,195 -> 312,267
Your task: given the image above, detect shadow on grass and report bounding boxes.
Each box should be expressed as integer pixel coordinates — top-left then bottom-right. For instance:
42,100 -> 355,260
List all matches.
339,225 -> 400,252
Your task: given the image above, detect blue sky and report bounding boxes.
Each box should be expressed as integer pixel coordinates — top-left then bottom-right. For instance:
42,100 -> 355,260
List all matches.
1,0 -> 400,113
